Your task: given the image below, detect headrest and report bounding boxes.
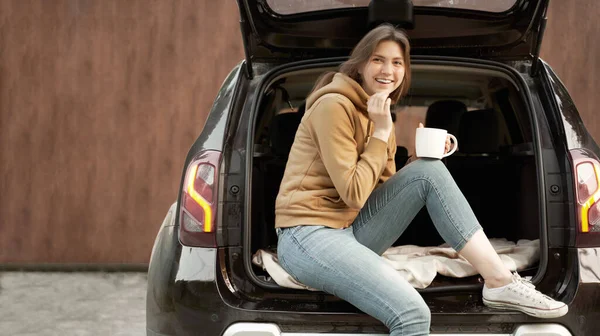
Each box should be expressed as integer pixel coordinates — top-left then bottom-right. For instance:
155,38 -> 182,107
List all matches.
269,102 -> 306,157
458,109 -> 500,154
425,100 -> 467,136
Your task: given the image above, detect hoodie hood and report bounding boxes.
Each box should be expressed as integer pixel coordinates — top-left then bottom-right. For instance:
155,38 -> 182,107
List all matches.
306,73 -> 369,115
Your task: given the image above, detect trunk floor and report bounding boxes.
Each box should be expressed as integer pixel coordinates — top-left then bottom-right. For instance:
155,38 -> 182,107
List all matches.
253,265 -> 539,289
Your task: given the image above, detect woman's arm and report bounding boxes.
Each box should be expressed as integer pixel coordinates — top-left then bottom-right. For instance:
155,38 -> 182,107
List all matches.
306,96 -> 389,209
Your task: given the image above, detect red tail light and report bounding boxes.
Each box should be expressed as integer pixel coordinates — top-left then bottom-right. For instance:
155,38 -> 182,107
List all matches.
570,149 -> 600,247
179,150 -> 221,247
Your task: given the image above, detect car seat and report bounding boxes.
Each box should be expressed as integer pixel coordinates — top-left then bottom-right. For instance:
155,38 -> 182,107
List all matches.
425,100 -> 467,136
394,100 -> 468,247
450,108 -> 517,240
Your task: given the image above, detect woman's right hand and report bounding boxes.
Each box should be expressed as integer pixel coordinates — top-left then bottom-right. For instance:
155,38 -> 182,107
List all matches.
367,92 -> 393,141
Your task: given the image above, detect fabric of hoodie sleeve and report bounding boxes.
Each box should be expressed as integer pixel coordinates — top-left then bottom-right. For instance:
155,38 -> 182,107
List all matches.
307,97 -> 388,209
378,128 -> 397,186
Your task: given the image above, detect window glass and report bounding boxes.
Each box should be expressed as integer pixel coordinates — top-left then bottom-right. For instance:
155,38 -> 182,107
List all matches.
266,0 -> 517,15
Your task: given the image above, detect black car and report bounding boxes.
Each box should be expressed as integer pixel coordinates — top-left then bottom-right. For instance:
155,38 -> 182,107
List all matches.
146,0 -> 600,335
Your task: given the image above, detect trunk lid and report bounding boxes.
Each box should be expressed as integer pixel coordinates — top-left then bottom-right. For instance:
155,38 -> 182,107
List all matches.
237,0 -> 549,66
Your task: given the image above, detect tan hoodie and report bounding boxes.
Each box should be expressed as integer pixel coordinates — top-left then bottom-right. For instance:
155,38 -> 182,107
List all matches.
275,73 -> 397,229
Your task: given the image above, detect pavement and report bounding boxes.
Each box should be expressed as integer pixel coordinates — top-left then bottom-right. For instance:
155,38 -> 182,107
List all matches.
0,272 -> 147,336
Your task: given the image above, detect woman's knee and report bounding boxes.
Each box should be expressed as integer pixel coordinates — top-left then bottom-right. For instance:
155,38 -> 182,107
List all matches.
403,159 -> 451,183
415,299 -> 431,321
387,295 -> 431,335
406,298 -> 431,327
412,158 -> 446,172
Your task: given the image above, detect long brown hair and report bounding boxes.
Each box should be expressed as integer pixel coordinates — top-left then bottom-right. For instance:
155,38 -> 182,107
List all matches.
311,24 -> 411,104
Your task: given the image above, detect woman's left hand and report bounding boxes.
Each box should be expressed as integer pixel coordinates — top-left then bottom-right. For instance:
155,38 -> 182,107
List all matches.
418,123 -> 455,154
444,135 -> 456,154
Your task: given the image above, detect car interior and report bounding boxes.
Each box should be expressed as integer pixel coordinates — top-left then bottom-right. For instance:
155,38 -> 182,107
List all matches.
250,64 -> 541,288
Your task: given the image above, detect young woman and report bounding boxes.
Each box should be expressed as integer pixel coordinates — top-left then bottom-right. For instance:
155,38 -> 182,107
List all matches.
274,24 -> 567,336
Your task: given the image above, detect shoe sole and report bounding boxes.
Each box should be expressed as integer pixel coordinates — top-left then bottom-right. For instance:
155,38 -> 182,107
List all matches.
483,298 -> 568,318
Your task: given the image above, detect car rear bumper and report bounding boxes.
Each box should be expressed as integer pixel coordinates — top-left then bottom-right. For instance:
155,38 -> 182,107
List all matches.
222,323 -> 572,336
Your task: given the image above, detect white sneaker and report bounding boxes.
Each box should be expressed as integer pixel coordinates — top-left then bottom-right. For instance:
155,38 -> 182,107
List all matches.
482,273 -> 568,318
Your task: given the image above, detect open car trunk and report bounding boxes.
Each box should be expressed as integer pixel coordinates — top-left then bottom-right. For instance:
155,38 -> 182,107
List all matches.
246,59 -> 543,295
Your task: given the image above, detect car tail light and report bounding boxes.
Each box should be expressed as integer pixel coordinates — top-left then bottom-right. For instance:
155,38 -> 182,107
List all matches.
570,149 -> 600,247
179,150 -> 221,247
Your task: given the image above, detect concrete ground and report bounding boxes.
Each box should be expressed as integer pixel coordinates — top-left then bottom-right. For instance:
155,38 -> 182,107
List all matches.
0,272 -> 146,336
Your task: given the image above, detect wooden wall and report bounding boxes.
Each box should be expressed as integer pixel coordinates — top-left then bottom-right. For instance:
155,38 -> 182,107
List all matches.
0,0 -> 597,264
540,0 -> 600,142
0,0 -> 243,264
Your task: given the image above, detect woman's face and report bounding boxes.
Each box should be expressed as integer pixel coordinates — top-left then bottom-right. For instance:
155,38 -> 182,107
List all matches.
359,40 -> 406,96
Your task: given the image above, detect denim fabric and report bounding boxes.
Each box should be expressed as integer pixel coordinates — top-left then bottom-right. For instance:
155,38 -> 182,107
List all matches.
276,159 -> 483,336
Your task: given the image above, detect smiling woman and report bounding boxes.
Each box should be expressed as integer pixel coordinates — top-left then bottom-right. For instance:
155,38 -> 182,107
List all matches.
266,0 -> 518,15
268,23 -> 568,336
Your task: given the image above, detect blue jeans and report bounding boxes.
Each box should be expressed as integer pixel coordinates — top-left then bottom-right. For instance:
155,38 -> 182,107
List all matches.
276,159 -> 482,336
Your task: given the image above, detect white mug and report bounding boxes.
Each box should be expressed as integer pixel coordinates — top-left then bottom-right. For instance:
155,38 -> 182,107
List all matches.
415,127 -> 458,159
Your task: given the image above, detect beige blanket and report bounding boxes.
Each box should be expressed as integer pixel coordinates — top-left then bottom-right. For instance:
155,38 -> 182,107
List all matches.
252,238 -> 539,289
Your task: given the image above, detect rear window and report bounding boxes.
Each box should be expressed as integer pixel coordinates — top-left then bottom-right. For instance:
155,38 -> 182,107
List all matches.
266,0 -> 518,15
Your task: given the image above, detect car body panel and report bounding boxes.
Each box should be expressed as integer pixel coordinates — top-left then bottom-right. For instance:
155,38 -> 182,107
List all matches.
542,62 -> 600,153
171,63 -> 245,246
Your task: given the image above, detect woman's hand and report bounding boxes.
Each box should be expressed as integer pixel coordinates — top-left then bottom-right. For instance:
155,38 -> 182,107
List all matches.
368,92 -> 393,141
418,123 -> 455,154
444,136 -> 455,154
